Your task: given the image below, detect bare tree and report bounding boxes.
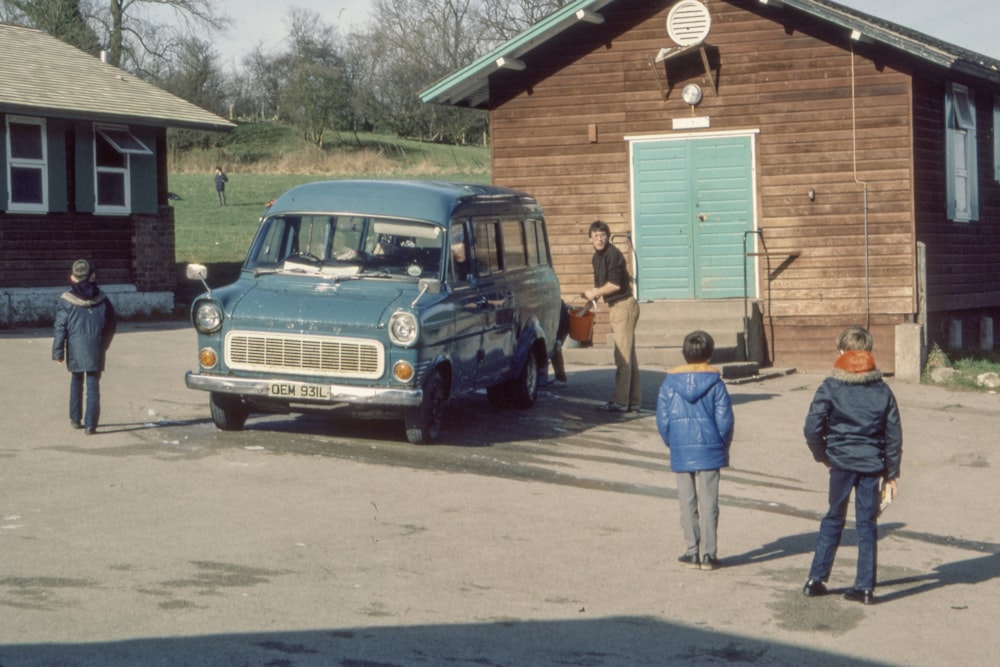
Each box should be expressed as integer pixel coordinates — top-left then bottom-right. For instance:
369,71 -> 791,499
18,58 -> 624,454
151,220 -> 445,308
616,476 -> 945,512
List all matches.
358,0 -> 489,143
90,0 -> 229,70
1,0 -> 102,54
475,0 -> 569,42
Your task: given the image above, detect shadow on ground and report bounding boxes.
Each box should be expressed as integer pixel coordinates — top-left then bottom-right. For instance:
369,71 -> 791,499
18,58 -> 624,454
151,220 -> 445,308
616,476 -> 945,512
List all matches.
0,615 -> 889,667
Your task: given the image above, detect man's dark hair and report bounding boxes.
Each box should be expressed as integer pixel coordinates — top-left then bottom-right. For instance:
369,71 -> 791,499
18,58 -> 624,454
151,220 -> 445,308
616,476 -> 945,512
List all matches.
588,220 -> 611,237
682,330 -> 715,363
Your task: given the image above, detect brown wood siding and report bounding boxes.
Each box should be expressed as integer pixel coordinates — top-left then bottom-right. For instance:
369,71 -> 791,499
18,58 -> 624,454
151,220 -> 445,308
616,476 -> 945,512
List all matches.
910,73 -> 1000,351
489,0 -> 926,370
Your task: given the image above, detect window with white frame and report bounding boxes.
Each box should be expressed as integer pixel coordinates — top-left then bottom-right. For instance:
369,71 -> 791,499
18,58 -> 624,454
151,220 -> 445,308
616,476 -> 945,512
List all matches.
994,94 -> 1000,183
94,124 -> 151,214
5,116 -> 48,212
945,82 -> 979,222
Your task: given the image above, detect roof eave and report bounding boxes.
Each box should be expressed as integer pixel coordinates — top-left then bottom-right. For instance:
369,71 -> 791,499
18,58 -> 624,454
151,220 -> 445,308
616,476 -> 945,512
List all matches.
421,0 -> 1000,109
0,103 -> 237,132
775,0 -> 1000,84
419,0 -> 616,108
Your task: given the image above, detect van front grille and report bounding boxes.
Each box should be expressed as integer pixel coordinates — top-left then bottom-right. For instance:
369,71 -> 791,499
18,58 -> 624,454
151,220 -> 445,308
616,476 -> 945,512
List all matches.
225,332 -> 384,379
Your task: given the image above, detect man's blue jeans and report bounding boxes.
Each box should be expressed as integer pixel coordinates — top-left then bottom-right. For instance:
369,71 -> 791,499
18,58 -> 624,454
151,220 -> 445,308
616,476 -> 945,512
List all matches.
807,467 -> 881,591
69,371 -> 101,430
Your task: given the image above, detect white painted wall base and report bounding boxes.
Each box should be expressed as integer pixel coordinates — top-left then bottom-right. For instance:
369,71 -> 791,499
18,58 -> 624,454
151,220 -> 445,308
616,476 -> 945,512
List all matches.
1,285 -> 174,327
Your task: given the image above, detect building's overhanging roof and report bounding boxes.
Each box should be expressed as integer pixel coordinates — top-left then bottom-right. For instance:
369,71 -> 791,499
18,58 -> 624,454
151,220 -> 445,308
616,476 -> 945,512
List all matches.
419,0 -> 617,109
420,0 -> 1000,110
0,23 -> 234,131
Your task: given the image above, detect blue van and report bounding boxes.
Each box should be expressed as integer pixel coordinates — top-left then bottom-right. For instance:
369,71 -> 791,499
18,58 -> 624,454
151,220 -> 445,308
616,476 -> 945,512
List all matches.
185,180 -> 562,443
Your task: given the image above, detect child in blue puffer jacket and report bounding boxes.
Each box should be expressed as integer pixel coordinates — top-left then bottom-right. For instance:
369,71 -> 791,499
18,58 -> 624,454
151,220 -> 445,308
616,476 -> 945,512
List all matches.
656,330 -> 735,571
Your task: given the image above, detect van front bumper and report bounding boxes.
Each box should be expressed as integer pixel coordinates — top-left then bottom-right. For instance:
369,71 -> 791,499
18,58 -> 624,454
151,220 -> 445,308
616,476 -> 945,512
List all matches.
185,371 -> 423,407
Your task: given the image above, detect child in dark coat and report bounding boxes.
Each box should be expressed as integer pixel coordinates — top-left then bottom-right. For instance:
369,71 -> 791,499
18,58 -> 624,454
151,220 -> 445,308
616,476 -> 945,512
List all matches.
52,260 -> 117,435
802,325 -> 902,605
656,330 -> 735,571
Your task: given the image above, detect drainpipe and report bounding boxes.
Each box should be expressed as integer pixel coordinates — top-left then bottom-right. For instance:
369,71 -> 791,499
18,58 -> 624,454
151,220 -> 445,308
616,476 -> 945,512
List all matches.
850,42 -> 871,329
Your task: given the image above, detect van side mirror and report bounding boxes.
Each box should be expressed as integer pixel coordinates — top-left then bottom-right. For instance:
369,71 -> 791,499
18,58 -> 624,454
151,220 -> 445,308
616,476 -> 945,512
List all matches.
418,278 -> 441,294
186,263 -> 211,296
186,263 -> 208,281
412,278 -> 441,307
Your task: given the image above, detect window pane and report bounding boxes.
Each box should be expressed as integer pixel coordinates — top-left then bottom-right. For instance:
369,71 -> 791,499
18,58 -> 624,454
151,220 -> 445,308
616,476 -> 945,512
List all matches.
953,88 -> 975,129
501,220 -> 527,269
9,122 -> 43,159
97,171 -> 126,206
96,133 -> 127,168
474,221 -> 499,276
97,126 -> 152,154
10,166 -> 43,203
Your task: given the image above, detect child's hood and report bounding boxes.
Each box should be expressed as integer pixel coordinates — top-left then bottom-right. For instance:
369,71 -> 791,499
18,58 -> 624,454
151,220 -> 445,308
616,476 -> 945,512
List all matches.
664,363 -> 722,403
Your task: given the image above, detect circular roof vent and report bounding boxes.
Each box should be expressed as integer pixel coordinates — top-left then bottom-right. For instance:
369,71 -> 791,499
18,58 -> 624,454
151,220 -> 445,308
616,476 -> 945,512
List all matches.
667,0 -> 712,46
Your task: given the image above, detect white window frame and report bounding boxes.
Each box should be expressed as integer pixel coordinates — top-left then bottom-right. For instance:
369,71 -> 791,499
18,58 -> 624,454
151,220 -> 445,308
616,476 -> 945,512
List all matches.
93,123 -> 151,215
944,82 -> 979,222
5,115 -> 48,213
994,94 -> 1000,183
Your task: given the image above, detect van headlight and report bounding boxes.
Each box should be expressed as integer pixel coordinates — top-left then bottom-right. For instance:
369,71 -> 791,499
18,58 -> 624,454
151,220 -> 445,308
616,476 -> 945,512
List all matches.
194,301 -> 223,334
388,311 -> 419,347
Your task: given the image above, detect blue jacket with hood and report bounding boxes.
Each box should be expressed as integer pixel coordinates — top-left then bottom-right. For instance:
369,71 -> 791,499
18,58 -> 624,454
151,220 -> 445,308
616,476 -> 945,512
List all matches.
52,282 -> 117,373
656,364 -> 735,473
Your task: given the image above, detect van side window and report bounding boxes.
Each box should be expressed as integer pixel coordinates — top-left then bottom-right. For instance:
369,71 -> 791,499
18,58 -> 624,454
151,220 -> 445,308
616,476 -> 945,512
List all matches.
526,218 -> 550,267
449,221 -> 470,282
474,220 -> 502,277
501,219 -> 527,270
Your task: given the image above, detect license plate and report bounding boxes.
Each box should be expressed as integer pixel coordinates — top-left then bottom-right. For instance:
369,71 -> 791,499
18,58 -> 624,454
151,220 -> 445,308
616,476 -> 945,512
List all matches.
267,382 -> 331,400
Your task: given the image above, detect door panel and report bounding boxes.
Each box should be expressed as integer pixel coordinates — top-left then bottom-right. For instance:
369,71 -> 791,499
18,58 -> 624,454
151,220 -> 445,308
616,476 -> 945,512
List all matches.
633,136 -> 755,299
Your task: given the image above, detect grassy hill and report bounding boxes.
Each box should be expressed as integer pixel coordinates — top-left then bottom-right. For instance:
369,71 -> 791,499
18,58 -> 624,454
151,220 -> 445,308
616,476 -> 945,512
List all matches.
170,124 -> 491,303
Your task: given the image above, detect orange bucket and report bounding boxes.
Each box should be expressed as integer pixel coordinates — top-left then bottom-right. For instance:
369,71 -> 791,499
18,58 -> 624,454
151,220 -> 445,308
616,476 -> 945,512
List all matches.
567,299 -> 596,343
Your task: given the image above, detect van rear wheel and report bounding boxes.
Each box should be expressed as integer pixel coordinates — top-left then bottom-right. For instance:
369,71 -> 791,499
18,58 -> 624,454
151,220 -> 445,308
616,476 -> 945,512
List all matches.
509,352 -> 539,409
404,370 -> 446,444
209,392 -> 248,431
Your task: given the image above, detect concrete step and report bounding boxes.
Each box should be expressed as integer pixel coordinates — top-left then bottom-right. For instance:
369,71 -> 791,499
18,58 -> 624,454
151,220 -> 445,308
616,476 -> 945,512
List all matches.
561,298 -> 766,377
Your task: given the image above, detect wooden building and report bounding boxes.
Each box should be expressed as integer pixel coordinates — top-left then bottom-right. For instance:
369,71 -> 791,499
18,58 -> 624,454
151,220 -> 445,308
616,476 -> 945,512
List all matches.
1,23 -> 233,326
421,0 -> 1000,372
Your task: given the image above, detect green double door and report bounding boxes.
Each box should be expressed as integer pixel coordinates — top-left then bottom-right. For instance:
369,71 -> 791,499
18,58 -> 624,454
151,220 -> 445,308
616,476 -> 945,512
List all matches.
631,134 -> 756,299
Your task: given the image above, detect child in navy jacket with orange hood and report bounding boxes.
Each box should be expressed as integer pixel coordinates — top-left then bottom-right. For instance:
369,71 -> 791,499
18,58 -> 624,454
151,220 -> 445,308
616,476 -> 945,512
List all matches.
802,325 -> 902,605
656,330 -> 735,571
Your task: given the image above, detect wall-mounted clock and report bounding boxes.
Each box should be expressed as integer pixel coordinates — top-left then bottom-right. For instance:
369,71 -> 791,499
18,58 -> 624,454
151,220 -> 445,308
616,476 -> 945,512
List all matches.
682,83 -> 703,106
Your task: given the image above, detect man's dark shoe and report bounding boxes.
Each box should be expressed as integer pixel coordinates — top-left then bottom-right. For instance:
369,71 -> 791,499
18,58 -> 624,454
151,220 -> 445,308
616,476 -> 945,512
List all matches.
599,402 -> 628,413
71,421 -> 83,430
843,588 -> 874,605
677,553 -> 701,569
802,579 -> 828,597
84,427 -> 96,436
700,555 -> 721,571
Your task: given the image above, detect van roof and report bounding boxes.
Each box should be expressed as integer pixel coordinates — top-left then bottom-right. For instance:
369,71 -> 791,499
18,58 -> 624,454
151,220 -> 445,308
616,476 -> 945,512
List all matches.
265,179 -> 541,223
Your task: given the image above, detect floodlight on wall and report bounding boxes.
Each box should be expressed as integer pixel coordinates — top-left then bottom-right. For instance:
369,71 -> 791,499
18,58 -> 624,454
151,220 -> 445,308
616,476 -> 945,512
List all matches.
495,56 -> 526,71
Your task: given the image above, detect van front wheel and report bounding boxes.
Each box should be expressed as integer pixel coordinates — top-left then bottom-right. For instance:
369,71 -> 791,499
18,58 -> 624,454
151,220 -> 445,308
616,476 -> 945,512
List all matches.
404,370 -> 446,444
209,392 -> 248,431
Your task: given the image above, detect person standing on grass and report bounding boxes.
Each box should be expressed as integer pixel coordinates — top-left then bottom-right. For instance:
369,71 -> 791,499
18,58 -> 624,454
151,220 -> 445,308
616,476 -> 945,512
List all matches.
656,330 -> 735,572
52,260 -> 117,436
582,219 -> 641,412
802,325 -> 902,605
214,166 -> 228,206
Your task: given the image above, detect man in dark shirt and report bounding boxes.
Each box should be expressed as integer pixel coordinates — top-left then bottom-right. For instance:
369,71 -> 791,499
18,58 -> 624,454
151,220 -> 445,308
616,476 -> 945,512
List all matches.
583,220 -> 641,412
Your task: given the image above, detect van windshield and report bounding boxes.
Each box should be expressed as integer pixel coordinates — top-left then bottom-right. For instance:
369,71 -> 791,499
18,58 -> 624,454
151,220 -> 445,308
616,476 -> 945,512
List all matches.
246,215 -> 445,279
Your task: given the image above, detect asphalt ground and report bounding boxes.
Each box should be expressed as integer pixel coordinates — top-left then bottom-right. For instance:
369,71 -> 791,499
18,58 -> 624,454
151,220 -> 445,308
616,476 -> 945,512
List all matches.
1,321 -> 999,666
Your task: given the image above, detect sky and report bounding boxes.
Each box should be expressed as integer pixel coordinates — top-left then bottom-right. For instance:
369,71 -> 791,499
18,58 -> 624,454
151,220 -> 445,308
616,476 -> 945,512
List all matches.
205,0 -> 1000,66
